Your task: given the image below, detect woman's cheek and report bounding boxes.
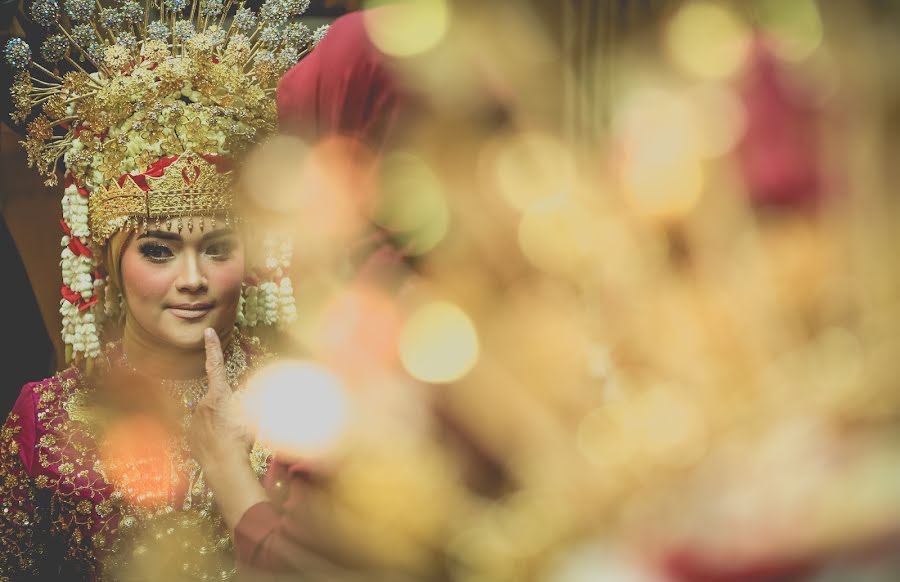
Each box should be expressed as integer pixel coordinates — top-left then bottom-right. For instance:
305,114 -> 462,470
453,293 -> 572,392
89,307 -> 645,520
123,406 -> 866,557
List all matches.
208,256 -> 245,301
122,255 -> 175,304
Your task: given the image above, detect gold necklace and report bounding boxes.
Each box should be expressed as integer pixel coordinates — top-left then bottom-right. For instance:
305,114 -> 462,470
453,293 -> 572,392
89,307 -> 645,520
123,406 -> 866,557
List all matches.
114,332 -> 249,409
87,333 -> 253,446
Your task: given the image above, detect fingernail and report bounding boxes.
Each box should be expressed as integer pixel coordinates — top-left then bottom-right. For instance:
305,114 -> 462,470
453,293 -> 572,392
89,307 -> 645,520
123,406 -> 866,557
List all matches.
204,328 -> 215,342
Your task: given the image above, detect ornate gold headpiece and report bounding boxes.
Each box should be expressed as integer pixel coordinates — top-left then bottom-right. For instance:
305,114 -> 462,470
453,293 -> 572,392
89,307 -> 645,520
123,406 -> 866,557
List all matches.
88,154 -> 233,243
5,0 -> 322,359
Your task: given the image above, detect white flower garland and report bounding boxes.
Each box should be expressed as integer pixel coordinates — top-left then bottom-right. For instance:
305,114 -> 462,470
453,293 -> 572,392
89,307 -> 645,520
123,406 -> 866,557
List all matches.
244,233 -> 296,328
242,285 -> 260,327
235,289 -> 246,326
277,276 -> 296,327
237,276 -> 296,330
259,280 -> 278,326
277,237 -> 292,270
59,181 -> 102,360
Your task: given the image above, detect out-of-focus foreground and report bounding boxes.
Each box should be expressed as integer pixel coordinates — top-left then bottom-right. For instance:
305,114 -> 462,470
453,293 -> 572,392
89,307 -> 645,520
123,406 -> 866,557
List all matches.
233,2 -> 900,580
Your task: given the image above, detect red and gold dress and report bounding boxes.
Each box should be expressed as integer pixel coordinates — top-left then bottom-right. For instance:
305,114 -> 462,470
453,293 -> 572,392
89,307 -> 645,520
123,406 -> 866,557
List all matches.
0,333 -> 270,581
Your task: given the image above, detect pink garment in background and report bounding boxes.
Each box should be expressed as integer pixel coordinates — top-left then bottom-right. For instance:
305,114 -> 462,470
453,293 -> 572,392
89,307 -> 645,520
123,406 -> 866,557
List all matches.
736,38 -> 824,209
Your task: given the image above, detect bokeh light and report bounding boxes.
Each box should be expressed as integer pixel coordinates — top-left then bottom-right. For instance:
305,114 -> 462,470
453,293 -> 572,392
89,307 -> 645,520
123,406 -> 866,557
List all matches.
614,88 -> 705,219
486,131 -> 578,212
633,386 -> 708,467
100,415 -> 175,508
241,360 -> 350,458
364,0 -> 450,57
399,301 -> 479,383
546,545 -> 667,582
577,406 -> 636,471
517,195 -> 598,276
684,84 -> 748,158
240,134 -> 373,251
375,152 -> 450,256
239,134 -> 310,214
665,1 -> 752,80
316,284 -> 403,381
755,0 -> 824,63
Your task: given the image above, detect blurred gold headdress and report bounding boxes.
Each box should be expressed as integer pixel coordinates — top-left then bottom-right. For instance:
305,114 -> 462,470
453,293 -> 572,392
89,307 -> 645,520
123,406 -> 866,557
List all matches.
5,0 -> 322,360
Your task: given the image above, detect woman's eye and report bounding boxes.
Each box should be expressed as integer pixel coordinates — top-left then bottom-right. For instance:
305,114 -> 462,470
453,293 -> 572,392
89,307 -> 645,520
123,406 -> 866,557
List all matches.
138,243 -> 174,261
206,241 -> 234,259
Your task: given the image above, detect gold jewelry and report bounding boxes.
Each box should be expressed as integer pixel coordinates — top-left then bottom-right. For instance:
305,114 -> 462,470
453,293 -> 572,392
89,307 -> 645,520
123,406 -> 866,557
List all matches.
88,154 -> 234,245
115,332 -> 249,409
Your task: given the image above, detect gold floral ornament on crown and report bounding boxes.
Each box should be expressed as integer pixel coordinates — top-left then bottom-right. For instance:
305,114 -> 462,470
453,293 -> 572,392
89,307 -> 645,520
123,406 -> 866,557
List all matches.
5,0 -> 320,361
88,153 -> 234,243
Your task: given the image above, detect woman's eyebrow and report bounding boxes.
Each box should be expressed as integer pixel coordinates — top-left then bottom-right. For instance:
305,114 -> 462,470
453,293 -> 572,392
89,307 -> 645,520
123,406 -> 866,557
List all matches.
136,228 -> 235,241
138,230 -> 181,241
201,229 -> 236,242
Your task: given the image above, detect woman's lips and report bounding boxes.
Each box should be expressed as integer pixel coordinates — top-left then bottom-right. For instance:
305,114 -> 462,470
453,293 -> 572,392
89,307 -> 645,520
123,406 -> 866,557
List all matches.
168,304 -> 214,321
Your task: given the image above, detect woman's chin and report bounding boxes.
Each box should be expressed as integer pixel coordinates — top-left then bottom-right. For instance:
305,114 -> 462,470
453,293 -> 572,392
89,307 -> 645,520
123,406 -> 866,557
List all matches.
162,327 -> 208,350
163,320 -> 235,350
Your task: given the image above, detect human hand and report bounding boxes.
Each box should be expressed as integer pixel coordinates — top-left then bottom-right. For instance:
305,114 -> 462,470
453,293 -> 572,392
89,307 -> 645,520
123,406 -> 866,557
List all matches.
188,328 -> 270,529
189,328 -> 249,471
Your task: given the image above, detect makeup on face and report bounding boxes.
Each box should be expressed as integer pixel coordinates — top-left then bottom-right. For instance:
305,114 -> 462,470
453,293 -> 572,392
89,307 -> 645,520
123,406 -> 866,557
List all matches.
167,302 -> 216,321
136,229 -> 237,263
120,222 -> 245,350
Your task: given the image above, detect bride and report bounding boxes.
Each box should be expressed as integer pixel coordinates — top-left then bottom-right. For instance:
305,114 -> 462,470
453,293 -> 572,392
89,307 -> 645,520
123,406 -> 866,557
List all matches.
0,0 -> 318,577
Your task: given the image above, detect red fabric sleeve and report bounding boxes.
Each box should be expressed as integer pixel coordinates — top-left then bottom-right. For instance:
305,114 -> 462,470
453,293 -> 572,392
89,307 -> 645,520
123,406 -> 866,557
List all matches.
276,9 -> 413,151
233,461 -> 350,574
0,384 -> 44,577
10,383 -> 39,472
233,500 -> 283,566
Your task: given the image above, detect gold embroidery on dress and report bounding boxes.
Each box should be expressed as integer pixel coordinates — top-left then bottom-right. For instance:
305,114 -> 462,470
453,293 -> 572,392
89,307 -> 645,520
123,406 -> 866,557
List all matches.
0,332 -> 272,580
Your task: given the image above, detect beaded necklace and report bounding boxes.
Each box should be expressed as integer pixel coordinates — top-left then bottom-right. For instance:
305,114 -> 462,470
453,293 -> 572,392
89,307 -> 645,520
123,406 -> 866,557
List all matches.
113,332 -> 249,411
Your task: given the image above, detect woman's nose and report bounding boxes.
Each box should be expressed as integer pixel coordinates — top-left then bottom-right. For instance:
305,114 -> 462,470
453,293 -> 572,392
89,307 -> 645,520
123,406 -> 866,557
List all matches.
175,252 -> 208,293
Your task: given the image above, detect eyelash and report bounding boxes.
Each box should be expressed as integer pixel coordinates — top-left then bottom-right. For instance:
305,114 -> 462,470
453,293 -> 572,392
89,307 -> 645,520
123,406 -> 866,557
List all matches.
138,242 -> 173,263
206,242 -> 234,260
137,241 -> 235,263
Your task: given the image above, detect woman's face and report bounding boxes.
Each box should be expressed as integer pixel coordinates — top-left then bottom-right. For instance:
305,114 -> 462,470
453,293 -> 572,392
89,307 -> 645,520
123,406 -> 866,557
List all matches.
119,220 -> 245,350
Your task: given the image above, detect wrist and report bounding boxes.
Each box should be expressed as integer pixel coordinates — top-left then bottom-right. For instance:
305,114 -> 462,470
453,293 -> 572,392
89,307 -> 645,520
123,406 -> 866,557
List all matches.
203,459 -> 269,530
198,436 -> 245,465
202,448 -> 249,483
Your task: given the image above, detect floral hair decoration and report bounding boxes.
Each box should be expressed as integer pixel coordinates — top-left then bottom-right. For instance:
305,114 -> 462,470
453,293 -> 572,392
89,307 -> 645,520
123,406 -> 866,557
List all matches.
5,0 -> 321,361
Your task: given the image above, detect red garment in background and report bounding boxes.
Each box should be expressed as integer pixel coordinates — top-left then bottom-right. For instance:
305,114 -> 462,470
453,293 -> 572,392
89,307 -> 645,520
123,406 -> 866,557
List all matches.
276,8 -> 412,151
736,38 -> 824,209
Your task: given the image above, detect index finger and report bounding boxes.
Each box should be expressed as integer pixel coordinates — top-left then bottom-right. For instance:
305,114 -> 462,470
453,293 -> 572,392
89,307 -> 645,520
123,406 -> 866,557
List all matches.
204,327 -> 230,400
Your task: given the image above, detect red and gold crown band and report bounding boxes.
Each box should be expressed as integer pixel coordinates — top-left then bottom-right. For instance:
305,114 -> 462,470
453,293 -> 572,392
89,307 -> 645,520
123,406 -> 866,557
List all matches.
87,153 -> 234,245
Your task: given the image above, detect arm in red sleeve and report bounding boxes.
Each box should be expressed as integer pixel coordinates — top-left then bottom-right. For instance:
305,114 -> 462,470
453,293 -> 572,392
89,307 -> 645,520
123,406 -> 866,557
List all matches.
233,500 -> 283,566
0,383 -> 49,579
233,463 -> 359,576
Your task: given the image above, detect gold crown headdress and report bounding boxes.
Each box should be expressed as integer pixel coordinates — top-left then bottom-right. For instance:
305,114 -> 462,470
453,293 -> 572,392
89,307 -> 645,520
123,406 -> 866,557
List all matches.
5,0 -> 322,361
